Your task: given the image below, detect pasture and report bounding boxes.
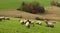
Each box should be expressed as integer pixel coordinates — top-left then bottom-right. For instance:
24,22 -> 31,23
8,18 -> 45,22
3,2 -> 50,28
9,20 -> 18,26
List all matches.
0,0 -> 60,33
0,18 -> 60,33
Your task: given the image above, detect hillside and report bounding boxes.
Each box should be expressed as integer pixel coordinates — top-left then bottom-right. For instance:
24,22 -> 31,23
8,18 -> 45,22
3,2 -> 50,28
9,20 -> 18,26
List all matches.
0,18 -> 60,33
0,0 -> 60,10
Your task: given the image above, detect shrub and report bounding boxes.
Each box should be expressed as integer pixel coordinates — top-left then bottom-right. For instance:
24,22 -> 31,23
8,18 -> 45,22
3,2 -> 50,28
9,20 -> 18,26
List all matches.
17,1 -> 45,14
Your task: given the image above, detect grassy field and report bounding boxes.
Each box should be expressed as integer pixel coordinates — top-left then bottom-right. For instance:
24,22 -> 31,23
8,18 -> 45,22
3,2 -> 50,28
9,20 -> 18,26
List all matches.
0,0 -> 60,10
0,0 -> 60,33
0,18 -> 60,33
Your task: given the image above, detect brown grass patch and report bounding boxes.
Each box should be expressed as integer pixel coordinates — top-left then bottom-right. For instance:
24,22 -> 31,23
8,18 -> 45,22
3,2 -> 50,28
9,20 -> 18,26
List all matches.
0,6 -> 60,21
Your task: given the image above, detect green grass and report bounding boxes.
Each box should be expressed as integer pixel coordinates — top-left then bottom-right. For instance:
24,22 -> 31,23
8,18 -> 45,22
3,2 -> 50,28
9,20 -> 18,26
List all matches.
0,0 -> 22,10
0,0 -> 60,10
0,18 -> 60,33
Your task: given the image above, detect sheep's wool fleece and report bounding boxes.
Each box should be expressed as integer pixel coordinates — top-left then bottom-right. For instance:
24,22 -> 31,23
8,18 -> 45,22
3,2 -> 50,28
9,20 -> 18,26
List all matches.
26,22 -> 30,26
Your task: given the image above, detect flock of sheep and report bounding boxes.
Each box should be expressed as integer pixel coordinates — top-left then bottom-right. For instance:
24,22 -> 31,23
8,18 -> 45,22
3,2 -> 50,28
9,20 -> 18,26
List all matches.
0,16 -> 56,28
0,16 -> 10,21
20,19 -> 56,28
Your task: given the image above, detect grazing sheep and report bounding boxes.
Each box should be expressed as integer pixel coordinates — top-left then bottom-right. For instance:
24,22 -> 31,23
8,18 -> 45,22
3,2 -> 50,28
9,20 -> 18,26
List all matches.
23,19 -> 27,24
26,19 -> 31,24
35,21 -> 42,25
25,21 -> 30,28
44,20 -> 54,28
0,18 -> 2,21
4,17 -> 10,20
20,19 -> 24,24
19,19 -> 28,24
0,17 -> 5,21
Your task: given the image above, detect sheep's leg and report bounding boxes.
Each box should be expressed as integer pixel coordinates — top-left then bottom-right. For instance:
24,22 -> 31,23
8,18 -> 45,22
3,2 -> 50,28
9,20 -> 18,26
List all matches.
27,25 -> 30,28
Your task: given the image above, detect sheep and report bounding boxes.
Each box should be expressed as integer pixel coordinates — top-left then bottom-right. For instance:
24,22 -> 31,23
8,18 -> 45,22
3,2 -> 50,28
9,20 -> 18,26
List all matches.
23,19 -> 27,24
0,17 -> 5,21
20,19 -> 24,24
25,21 -> 30,28
19,19 -> 28,24
44,20 -> 54,28
25,19 -> 34,28
26,19 -> 31,24
31,21 -> 34,24
4,17 -> 10,20
0,18 -> 2,21
35,21 -> 42,25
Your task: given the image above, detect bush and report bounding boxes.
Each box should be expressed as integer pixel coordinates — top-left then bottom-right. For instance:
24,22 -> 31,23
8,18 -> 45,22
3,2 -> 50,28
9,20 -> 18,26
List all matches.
17,1 -> 45,14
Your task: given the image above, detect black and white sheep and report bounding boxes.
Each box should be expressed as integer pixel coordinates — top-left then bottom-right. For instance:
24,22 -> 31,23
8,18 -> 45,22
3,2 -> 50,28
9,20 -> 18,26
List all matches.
25,21 -> 30,28
4,17 -> 10,20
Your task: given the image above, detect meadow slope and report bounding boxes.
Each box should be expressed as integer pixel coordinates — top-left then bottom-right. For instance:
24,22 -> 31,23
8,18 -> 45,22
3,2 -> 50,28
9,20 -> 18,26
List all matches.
0,18 -> 60,33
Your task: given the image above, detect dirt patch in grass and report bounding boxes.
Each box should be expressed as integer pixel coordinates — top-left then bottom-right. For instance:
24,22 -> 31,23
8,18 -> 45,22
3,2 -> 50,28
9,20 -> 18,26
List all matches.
0,6 -> 60,21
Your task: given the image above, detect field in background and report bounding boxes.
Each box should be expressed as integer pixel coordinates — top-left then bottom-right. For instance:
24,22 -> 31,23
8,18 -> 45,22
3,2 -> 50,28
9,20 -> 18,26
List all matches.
0,0 -> 60,10
0,18 -> 60,33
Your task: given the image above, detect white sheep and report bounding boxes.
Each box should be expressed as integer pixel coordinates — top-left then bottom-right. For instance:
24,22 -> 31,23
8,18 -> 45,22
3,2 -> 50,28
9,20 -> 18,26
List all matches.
44,20 -> 54,28
23,19 -> 27,24
4,17 -> 10,20
20,19 -> 24,24
31,21 -> 34,24
35,21 -> 42,25
0,16 -> 5,21
47,22 -> 54,28
20,19 -> 28,24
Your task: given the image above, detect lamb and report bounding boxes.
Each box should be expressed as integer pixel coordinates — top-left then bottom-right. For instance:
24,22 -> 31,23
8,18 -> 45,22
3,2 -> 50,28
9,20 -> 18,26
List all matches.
35,21 -> 42,25
44,20 -> 54,28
